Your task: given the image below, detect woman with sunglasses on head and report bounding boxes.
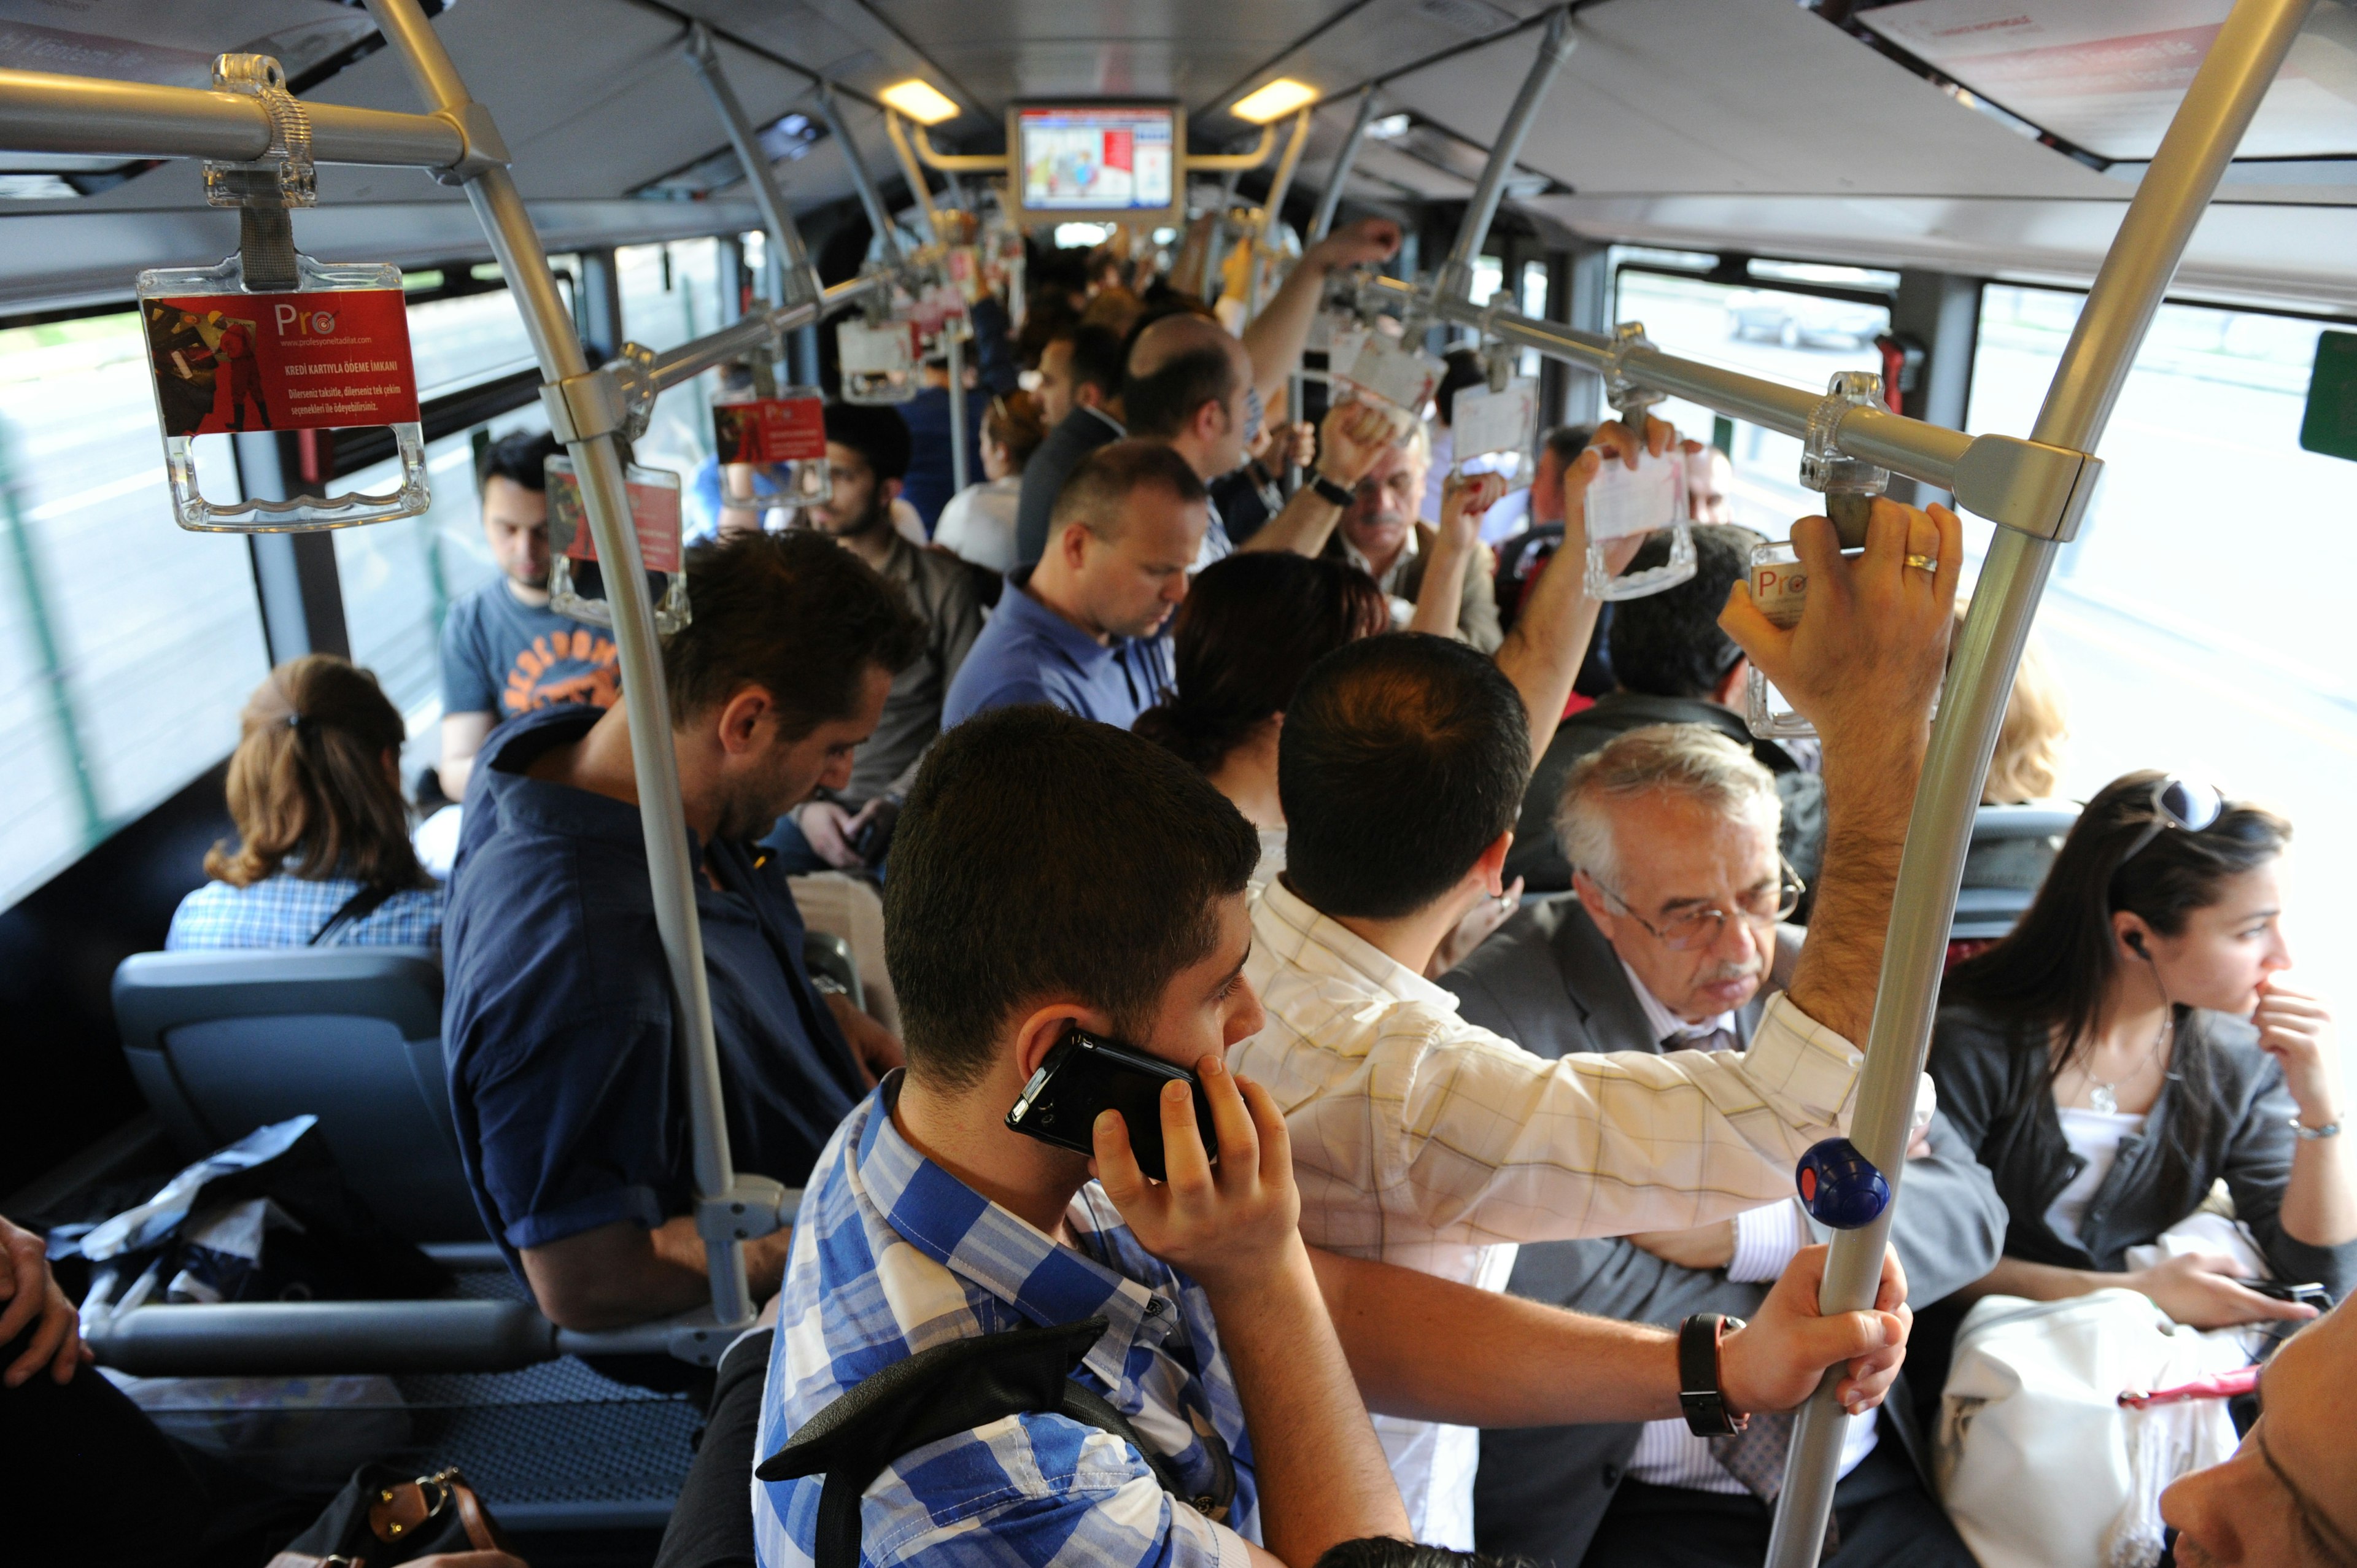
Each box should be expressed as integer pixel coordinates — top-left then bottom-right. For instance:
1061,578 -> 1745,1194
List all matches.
1927,771 -> 2357,1338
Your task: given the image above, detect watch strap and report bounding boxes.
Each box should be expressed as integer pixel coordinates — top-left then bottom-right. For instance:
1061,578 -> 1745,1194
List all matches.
1308,470 -> 1355,509
1678,1313 -> 1748,1437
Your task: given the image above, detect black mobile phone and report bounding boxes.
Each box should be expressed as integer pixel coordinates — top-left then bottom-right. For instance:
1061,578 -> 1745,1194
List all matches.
1005,1024 -> 1219,1183
2248,1280 -> 2329,1307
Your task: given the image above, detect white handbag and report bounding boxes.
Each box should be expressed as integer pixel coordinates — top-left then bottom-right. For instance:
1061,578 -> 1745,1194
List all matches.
1935,1289 -> 2246,1568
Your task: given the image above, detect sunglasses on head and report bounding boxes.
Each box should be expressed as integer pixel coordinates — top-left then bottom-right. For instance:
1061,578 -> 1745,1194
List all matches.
2116,774 -> 2227,868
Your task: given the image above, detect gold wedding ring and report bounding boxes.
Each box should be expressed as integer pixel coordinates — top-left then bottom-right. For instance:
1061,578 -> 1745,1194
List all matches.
1903,554 -> 1938,573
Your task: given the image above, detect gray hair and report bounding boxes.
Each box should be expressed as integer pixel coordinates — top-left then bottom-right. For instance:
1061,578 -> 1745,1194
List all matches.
1555,724 -> 1782,889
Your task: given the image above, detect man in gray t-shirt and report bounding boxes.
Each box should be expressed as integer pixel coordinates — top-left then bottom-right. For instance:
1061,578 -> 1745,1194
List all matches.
438,430 -> 618,800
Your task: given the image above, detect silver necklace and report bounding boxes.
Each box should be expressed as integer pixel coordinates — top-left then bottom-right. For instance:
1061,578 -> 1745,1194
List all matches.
2088,1010 -> 2172,1116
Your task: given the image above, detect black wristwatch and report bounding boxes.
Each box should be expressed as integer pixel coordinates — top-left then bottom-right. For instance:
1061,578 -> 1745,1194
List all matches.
1307,469 -> 1355,509
1678,1313 -> 1749,1437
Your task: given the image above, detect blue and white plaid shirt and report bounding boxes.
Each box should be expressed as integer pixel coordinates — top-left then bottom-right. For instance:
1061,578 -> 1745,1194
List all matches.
166,875 -> 444,952
753,1076 -> 1258,1568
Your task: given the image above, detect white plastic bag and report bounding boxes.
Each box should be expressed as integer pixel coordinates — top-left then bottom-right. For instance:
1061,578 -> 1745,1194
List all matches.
1936,1289 -> 2245,1568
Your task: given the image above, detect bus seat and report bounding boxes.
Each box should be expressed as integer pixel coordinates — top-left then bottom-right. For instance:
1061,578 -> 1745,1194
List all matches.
804,929 -> 865,1015
1953,804 -> 2080,940
111,948 -> 486,1243
791,873 -> 898,1033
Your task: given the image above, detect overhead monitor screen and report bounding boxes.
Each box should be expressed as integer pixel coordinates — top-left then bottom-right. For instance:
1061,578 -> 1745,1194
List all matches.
1859,0 -> 2357,160
1017,106 -> 1177,214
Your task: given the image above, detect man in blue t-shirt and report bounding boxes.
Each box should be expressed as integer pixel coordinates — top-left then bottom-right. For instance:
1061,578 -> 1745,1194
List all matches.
942,439 -> 1204,732
438,430 -> 619,801
443,529 -> 924,1329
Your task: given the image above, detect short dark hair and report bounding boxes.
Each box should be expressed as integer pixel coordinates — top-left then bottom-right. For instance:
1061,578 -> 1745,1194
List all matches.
1136,553 -> 1388,775
886,706 -> 1260,1089
1064,323 -> 1126,401
1539,424 -> 1593,467
1280,635 -> 1532,919
1122,344 -> 1238,441
663,530 -> 924,736
1607,525 -> 1755,699
481,429 -> 560,493
1050,439 -> 1207,540
822,401 -> 913,482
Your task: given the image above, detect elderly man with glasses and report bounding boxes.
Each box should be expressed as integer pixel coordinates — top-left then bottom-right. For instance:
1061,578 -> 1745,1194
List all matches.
1440,722 -> 2002,1568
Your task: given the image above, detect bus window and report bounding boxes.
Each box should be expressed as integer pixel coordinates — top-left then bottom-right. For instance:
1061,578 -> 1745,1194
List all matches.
1608,251 -> 1894,533
619,240 -> 731,495
0,311 -> 270,908
1966,284 -> 2357,985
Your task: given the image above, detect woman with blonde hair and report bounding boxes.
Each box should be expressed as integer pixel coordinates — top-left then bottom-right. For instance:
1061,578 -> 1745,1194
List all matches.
167,655 -> 444,950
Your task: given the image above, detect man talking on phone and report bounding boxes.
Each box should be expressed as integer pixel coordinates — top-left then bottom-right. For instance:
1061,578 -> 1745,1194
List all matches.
746,705 -> 1911,1568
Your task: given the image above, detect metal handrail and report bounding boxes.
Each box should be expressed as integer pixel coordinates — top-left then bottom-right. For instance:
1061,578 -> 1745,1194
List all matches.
0,66 -> 469,166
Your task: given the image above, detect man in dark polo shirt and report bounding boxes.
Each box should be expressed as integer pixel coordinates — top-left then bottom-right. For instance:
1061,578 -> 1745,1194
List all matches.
443,530 -> 924,1330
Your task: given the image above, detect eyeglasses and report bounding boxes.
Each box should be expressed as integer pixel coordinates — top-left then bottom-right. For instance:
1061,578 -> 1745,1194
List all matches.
2117,775 -> 2227,869
1585,860 -> 1806,951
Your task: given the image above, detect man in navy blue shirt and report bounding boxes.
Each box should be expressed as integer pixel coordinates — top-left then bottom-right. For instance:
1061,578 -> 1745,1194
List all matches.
942,440 -> 1204,731
443,530 -> 925,1329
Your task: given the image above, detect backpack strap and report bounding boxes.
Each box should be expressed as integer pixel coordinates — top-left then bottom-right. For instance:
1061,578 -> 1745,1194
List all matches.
311,882 -> 399,945
756,1317 -> 1229,1568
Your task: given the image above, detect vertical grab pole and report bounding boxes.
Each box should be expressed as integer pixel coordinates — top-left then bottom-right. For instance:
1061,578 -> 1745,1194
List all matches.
1245,107 -> 1314,320
1763,2 -> 2318,1561
684,23 -> 819,309
1308,85 -> 1377,244
1433,6 -> 1574,304
818,82 -> 907,265
946,325 -> 970,496
360,0 -> 757,1326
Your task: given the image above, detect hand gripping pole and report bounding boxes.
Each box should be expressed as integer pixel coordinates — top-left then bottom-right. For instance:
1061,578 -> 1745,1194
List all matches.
1762,2 -> 2320,1561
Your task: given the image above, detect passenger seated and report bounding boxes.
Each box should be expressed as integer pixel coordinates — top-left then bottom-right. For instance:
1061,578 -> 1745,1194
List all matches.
2160,1298 -> 2357,1565
942,440 -> 1202,729
438,430 -> 617,802
1957,606 -> 2072,884
933,389 -> 1047,573
764,403 -> 988,875
1229,450 -> 1964,1545
1503,526 -> 1824,897
168,655 -> 444,952
1442,725 -> 1995,1567
1,1211 -> 525,1568
1930,773 -> 2356,1342
442,531 -> 923,1329
747,706 -> 1910,1568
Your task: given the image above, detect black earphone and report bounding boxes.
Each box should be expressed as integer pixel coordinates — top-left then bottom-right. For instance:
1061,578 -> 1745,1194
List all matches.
2126,930 -> 2150,958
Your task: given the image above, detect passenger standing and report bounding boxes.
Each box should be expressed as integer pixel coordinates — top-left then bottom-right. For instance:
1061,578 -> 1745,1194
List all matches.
896,356 -> 988,534
442,531 -> 923,1329
1928,774 -> 2356,1348
169,655 -> 444,952
941,440 -> 1203,730
1012,323 -> 1128,567
436,430 -> 618,801
1318,425 -> 1502,652
1503,526 -> 1824,898
761,403 -> 988,874
933,390 -> 1047,574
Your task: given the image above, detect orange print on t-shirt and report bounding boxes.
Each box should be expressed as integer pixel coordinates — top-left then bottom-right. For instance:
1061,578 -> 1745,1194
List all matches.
503,628 -> 621,715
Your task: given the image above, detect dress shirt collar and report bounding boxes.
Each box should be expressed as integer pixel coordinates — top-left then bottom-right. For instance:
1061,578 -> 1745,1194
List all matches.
1339,526 -> 1420,595
853,1073 -> 1175,1391
1255,875 -> 1466,1017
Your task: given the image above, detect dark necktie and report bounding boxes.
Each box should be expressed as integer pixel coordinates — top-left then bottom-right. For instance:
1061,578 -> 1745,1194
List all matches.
1710,1413 -> 1840,1557
1667,1025 -> 1738,1055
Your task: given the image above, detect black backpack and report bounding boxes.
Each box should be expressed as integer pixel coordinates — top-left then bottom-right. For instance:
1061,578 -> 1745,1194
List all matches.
756,1316 -> 1236,1568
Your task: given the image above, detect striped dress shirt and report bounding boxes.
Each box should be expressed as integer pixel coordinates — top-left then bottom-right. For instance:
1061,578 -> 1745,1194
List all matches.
753,1077 -> 1258,1568
1230,878 -> 1867,1547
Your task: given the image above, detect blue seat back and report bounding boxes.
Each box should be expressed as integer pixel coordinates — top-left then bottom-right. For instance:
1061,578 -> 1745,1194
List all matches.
111,947 -> 486,1243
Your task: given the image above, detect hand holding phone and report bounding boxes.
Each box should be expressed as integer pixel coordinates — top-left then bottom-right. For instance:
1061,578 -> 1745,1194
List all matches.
1007,1024 -> 1218,1182
1088,1048 -> 1304,1296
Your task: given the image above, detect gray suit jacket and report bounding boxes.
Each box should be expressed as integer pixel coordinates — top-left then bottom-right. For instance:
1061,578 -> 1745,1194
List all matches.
1439,900 -> 2007,1566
